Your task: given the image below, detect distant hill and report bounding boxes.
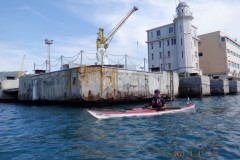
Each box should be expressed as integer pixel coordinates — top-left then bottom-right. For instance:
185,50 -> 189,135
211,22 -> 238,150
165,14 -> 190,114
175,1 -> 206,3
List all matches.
0,71 -> 18,80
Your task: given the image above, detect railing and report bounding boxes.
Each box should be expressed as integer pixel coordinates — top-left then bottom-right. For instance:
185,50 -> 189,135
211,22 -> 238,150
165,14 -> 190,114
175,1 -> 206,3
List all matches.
34,50 -> 148,72
173,12 -> 193,19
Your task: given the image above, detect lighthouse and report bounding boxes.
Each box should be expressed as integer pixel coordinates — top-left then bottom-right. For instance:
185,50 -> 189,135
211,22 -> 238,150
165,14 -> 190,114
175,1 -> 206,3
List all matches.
174,2 -> 194,73
146,1 -> 201,74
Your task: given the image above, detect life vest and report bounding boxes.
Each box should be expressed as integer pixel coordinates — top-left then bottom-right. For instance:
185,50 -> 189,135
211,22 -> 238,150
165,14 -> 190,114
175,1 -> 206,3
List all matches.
152,97 -> 164,108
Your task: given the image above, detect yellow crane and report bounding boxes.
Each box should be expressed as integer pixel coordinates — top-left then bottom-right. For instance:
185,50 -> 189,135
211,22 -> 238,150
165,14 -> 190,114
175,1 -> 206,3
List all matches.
96,6 -> 138,65
18,55 -> 25,78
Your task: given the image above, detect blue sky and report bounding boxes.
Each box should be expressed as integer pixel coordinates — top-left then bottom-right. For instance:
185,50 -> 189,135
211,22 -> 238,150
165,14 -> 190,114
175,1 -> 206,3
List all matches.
1,0 -> 240,72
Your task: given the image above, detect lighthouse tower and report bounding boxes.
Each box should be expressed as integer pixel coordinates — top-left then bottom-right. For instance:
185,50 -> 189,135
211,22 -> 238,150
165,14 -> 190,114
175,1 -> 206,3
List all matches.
146,1 -> 201,74
174,2 -> 194,73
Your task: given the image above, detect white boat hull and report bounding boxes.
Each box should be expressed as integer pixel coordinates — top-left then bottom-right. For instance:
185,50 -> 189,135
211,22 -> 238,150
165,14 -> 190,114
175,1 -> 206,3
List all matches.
87,103 -> 195,119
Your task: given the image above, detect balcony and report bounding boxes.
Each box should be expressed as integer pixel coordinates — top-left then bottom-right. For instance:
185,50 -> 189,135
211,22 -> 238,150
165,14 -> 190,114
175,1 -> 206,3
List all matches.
173,12 -> 193,19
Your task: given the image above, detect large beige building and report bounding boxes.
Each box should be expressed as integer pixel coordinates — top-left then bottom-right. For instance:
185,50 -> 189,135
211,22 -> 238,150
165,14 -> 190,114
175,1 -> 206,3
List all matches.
199,31 -> 240,79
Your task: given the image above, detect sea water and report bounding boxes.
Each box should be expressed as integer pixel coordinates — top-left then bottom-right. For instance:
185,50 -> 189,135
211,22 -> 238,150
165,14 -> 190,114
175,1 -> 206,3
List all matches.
0,95 -> 240,159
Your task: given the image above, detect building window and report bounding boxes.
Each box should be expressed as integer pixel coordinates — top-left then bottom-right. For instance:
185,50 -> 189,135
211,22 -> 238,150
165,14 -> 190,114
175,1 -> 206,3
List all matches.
174,38 -> 176,44
152,53 -> 154,60
151,32 -> 153,38
181,38 -> 183,45
151,43 -> 153,49
161,64 -> 163,70
228,61 -> 231,67
221,37 -> 225,41
157,30 -> 161,36
159,52 -> 162,59
227,49 -> 230,53
194,40 -> 197,47
182,51 -> 184,58
199,52 -> 203,56
169,27 -> 174,33
168,51 -> 170,57
72,77 -> 76,85
152,65 -> 154,68
168,63 -> 171,70
180,25 -> 182,33
159,41 -> 161,48
196,63 -> 198,69
167,39 -> 170,46
195,51 -> 198,58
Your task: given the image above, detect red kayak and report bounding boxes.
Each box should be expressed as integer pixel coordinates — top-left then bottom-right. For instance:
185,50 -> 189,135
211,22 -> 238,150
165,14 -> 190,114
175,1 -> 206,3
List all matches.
87,103 -> 195,119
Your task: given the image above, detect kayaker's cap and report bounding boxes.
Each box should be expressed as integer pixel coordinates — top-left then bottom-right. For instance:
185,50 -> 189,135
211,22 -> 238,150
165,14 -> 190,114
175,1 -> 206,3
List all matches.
154,89 -> 160,94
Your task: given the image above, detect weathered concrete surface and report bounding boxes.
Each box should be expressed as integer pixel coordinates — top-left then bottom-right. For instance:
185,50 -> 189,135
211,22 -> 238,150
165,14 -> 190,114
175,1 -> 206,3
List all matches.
0,79 -> 19,90
178,76 -> 211,97
229,80 -> 240,94
18,75 -> 33,100
210,79 -> 229,95
0,79 -> 19,100
18,66 -> 179,102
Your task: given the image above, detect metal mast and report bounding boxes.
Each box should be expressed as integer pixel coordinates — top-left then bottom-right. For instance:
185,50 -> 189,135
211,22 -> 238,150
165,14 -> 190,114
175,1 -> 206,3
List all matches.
96,6 -> 138,65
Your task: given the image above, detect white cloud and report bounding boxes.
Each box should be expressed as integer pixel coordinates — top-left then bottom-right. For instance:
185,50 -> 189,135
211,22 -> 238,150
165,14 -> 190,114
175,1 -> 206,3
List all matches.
0,42 -> 45,72
191,0 -> 240,38
15,5 -> 46,19
2,0 -> 240,71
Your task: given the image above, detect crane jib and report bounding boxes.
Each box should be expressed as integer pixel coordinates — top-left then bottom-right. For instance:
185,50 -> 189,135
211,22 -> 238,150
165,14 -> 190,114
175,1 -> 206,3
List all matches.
96,6 -> 138,50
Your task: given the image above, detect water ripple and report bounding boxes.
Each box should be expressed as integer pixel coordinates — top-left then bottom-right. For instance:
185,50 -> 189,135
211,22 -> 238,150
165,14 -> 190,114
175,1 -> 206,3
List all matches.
0,95 -> 240,159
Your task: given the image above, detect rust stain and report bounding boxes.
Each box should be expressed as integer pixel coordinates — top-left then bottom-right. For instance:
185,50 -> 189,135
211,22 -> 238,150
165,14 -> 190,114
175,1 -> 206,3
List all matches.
87,90 -> 94,101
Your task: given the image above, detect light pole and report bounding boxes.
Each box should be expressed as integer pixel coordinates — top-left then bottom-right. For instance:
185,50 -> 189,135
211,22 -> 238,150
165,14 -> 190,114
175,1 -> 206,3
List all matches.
45,38 -> 53,72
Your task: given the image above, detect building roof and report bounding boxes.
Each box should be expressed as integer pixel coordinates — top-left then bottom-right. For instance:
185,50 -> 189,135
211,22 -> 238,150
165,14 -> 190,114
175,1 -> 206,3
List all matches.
146,23 -> 174,32
199,30 -> 240,46
0,71 -> 18,81
178,2 -> 188,7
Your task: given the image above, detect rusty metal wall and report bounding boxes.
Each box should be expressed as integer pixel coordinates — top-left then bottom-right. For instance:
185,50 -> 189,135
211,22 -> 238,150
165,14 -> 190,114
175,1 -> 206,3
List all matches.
18,66 -> 179,102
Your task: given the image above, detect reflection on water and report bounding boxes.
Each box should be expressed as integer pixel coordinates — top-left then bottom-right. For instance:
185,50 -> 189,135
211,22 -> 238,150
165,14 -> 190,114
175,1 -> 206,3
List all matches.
0,95 -> 240,159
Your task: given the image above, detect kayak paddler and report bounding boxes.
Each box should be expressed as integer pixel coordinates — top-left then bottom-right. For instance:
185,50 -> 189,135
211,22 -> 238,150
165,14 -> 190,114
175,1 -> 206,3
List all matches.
143,89 -> 166,110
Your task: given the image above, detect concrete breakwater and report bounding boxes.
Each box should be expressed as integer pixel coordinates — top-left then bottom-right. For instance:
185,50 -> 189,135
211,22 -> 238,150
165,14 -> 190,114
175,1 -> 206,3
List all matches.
4,66 -> 240,103
18,66 -> 179,103
179,76 -> 211,97
179,77 -> 240,97
0,79 -> 19,100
